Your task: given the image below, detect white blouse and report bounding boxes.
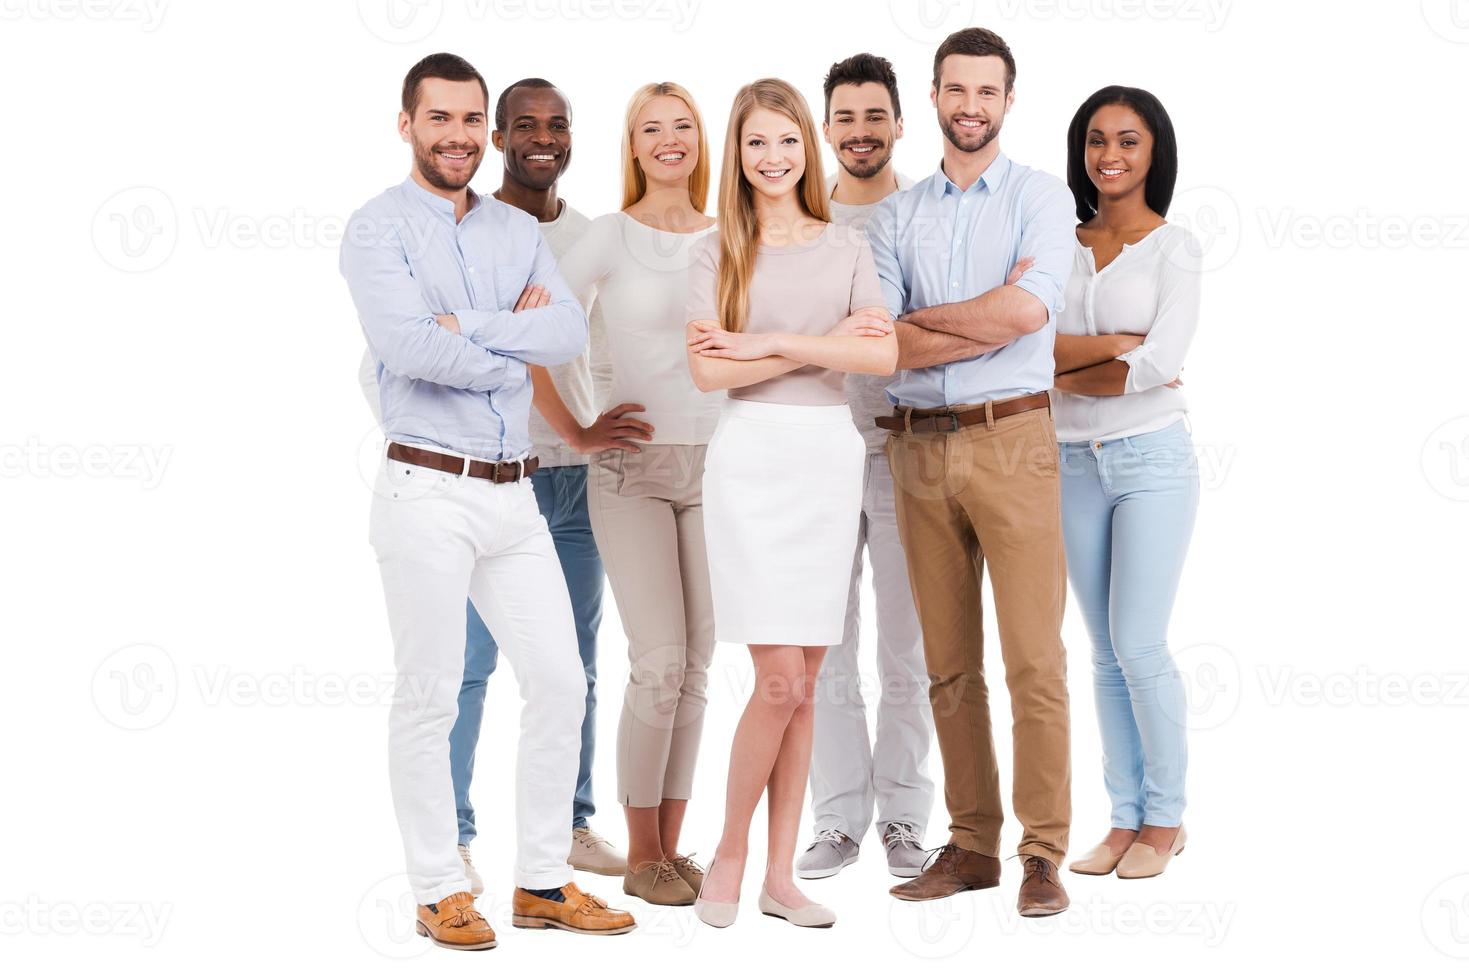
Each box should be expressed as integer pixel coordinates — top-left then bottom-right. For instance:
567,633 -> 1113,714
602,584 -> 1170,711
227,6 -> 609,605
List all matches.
557,212 -> 724,445
1052,222 -> 1202,443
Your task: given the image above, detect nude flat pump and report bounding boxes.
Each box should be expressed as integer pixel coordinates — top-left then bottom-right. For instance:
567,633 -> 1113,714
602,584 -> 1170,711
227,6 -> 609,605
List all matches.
1116,825 -> 1187,879
694,857 -> 739,928
757,885 -> 835,928
1068,840 -> 1129,876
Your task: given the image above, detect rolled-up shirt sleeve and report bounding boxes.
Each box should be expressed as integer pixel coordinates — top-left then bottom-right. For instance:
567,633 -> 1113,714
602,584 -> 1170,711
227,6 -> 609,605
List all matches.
1118,228 -> 1202,393
454,229 -> 588,367
340,210 -> 515,393
865,196 -> 909,320
1012,176 -> 1078,319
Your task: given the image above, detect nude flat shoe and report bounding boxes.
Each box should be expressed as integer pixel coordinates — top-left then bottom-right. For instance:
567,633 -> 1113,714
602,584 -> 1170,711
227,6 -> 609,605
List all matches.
758,885 -> 835,928
1068,840 -> 1129,876
694,857 -> 739,928
1116,825 -> 1187,879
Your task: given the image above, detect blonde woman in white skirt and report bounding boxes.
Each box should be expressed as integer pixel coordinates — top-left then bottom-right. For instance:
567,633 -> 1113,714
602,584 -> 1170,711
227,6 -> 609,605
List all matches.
684,78 -> 897,929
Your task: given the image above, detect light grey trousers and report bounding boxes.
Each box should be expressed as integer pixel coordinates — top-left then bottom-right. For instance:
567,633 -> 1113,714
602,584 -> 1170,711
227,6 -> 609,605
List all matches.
808,451 -> 936,841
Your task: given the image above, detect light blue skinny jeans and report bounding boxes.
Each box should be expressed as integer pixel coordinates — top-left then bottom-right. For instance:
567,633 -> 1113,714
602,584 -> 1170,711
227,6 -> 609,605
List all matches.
1059,419 -> 1197,829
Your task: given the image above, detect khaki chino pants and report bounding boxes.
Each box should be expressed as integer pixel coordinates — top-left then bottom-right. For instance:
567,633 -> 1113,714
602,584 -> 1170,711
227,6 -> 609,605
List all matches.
884,404 -> 1071,866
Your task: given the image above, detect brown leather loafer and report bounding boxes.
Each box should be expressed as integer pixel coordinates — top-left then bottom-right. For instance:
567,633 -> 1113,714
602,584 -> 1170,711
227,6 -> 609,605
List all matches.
415,891 -> 498,950
889,843 -> 1000,902
1017,856 -> 1069,917
511,883 -> 637,935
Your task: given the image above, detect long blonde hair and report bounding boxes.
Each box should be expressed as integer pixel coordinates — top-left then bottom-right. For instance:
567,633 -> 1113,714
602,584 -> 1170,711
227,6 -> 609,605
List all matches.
715,78 -> 830,333
620,82 -> 710,212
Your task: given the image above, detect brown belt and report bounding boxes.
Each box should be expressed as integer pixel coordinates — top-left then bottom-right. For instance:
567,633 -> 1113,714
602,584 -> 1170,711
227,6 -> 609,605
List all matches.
875,392 -> 1051,433
387,442 -> 539,483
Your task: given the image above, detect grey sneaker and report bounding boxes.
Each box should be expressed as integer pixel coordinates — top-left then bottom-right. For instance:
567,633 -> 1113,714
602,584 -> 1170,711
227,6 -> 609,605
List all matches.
882,822 -> 926,878
795,829 -> 859,880
458,843 -> 485,896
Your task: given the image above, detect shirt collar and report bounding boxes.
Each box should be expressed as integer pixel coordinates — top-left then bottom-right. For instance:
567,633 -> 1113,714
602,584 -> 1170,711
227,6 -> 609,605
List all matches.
932,150 -> 1011,200
400,175 -> 483,219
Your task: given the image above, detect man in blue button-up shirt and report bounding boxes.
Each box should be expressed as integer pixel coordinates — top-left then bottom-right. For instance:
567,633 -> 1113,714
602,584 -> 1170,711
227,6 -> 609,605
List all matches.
868,29 -> 1075,917
339,53 -> 633,947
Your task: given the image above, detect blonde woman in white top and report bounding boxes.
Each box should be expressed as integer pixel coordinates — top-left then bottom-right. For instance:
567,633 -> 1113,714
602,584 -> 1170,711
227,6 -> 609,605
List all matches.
1051,87 -> 1201,881
539,82 -> 722,907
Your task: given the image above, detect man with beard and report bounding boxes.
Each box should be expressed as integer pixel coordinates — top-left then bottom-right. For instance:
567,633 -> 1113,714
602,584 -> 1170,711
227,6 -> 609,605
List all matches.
341,53 -> 635,949
359,78 -> 635,890
865,28 -> 1077,916
795,52 -> 934,883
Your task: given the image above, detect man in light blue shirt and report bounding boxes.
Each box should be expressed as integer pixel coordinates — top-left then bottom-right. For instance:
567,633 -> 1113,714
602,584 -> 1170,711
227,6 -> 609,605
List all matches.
867,28 -> 1075,918
339,53 -> 635,948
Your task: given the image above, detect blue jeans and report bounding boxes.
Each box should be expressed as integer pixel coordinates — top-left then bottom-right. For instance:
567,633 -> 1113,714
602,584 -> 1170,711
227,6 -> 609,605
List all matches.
1059,420 -> 1197,829
451,464 -> 604,844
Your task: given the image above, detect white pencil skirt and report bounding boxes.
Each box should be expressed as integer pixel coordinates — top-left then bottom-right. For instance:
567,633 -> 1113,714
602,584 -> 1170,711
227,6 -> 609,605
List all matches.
702,397 -> 866,646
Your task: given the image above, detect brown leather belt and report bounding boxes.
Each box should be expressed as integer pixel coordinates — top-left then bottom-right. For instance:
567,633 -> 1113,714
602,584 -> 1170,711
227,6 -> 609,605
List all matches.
875,392 -> 1051,433
387,442 -> 539,483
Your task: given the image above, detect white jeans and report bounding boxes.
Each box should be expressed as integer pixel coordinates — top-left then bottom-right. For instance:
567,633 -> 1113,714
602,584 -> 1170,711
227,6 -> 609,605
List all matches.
809,452 -> 935,841
369,451 -> 585,903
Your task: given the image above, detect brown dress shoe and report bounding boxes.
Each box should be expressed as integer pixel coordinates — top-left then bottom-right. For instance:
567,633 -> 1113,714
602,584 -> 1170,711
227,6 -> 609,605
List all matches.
889,843 -> 1000,902
415,891 -> 498,950
511,883 -> 637,935
1016,856 -> 1069,917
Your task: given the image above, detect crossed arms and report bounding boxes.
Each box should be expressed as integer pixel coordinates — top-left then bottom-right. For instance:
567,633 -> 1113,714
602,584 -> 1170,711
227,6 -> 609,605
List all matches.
340,215 -> 586,392
684,307 -> 899,393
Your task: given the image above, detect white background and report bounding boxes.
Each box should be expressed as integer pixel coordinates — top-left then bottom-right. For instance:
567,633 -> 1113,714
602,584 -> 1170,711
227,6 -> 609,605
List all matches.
4,0 -> 1469,975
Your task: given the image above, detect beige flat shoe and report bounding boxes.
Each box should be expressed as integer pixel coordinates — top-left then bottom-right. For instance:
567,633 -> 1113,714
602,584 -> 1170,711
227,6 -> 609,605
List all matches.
1116,825 -> 1187,879
694,857 -> 739,928
758,885 -> 835,928
1068,840 -> 1129,876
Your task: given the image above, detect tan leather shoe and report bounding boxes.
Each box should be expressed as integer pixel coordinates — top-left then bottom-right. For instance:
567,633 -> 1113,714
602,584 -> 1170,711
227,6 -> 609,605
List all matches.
623,859 -> 696,906
889,843 -> 1000,902
1068,840 -> 1128,876
1116,825 -> 1186,879
511,883 -> 637,935
415,892 -> 498,950
668,853 -> 705,895
1017,856 -> 1069,917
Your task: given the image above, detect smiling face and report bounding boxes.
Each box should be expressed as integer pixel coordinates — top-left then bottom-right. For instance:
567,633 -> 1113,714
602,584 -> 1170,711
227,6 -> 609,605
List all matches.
932,53 -> 1013,155
825,81 -> 902,180
1085,102 -> 1152,202
399,76 -> 487,191
740,106 -> 805,201
493,85 -> 572,192
631,94 -> 700,187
